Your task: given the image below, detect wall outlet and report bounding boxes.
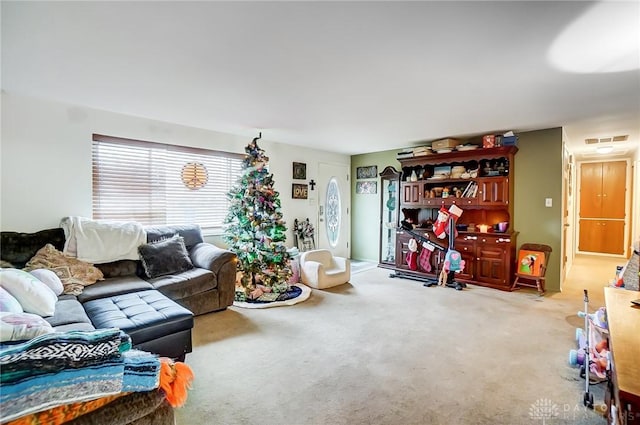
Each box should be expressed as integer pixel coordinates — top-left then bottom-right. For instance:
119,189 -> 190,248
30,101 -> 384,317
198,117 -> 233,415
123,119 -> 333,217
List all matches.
545,198 -> 553,207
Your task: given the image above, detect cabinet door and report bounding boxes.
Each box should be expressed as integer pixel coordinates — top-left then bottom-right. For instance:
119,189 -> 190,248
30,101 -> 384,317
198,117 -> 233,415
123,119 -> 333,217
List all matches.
579,219 -> 624,254
599,220 -> 625,255
476,237 -> 508,286
379,169 -> 400,267
455,237 -> 476,281
580,163 -> 602,218
602,161 -> 626,219
477,178 -> 509,206
401,182 -> 421,205
395,231 -> 412,270
579,220 -> 600,252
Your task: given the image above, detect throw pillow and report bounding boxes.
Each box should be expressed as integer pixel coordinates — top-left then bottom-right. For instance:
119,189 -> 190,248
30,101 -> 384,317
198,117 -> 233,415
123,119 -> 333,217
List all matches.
25,244 -> 104,296
29,269 -> 64,296
138,234 -> 194,279
0,269 -> 57,316
0,287 -> 24,313
0,311 -> 54,343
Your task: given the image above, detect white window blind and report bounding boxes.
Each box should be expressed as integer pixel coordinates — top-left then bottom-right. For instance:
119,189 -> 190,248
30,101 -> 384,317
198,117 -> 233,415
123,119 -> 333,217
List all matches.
92,134 -> 243,228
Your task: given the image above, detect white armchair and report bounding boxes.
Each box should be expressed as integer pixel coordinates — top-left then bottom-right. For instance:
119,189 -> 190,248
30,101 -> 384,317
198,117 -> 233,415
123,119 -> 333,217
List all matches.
299,249 -> 351,289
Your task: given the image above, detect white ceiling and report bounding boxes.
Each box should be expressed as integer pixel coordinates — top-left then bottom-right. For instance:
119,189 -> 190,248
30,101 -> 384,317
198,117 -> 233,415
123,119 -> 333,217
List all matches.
2,1 -> 639,158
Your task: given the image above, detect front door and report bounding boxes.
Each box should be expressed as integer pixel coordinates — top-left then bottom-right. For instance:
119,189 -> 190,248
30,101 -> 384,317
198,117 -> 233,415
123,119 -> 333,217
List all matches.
317,163 -> 350,258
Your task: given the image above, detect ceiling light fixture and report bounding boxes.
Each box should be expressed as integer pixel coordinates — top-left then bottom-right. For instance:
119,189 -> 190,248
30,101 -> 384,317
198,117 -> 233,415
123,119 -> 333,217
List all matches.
596,146 -> 614,154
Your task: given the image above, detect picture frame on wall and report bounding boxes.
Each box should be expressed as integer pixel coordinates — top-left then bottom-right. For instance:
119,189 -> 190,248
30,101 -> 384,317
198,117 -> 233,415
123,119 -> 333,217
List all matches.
356,181 -> 377,194
292,183 -> 308,199
356,165 -> 378,179
293,162 -> 307,180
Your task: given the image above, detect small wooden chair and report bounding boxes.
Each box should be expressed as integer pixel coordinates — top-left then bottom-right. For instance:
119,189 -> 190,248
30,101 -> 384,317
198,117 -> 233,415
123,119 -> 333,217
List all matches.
511,243 -> 552,296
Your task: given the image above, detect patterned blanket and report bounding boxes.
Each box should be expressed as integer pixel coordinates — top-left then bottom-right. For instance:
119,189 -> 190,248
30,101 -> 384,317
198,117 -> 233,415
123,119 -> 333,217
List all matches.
0,329 -> 159,423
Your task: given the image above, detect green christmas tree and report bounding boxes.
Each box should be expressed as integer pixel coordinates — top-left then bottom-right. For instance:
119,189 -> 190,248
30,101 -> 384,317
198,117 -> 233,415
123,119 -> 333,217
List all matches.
223,135 -> 292,300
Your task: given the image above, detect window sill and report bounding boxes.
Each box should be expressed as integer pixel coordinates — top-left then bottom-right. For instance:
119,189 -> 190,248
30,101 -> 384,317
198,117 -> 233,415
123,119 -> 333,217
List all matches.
201,227 -> 225,237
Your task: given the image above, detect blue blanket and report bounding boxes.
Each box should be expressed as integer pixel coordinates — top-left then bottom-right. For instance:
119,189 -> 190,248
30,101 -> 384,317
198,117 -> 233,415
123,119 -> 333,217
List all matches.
0,329 -> 159,423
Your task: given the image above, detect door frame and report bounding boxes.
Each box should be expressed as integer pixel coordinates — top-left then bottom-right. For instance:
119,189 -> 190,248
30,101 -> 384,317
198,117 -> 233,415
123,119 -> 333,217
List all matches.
561,144 -> 574,286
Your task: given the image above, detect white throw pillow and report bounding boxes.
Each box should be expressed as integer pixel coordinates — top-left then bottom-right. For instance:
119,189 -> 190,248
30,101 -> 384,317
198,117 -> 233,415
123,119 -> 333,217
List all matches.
29,269 -> 64,296
0,287 -> 24,313
0,311 -> 54,342
0,269 -> 57,317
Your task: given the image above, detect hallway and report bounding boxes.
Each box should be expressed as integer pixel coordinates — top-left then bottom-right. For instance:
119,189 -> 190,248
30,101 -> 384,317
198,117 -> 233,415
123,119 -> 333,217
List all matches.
556,254 -> 628,307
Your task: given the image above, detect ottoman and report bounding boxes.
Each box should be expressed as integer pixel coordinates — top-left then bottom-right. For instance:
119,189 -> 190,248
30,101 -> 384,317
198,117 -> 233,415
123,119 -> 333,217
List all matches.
83,290 -> 194,360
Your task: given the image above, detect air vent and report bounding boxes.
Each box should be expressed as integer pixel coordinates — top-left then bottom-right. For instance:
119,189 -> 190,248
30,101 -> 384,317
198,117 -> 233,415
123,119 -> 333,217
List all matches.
584,135 -> 628,144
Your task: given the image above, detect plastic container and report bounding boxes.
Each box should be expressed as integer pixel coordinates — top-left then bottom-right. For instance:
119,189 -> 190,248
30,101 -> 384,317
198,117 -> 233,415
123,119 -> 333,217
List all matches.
502,135 -> 517,146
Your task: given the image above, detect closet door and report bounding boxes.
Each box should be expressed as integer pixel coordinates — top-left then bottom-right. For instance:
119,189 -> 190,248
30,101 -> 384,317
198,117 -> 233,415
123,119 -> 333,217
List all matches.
580,163 -> 602,218
601,161 -> 626,219
578,220 -> 601,252
599,220 -> 625,255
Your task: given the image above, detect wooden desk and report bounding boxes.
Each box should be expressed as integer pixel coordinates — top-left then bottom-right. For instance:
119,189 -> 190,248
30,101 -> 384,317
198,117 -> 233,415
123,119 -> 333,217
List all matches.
604,287 -> 640,423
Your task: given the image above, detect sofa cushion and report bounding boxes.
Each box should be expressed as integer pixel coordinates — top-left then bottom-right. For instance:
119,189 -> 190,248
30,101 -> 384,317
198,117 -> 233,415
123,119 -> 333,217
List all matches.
146,267 -> 215,300
83,290 -> 193,345
0,228 -> 65,269
46,296 -> 95,330
96,260 -> 141,278
77,276 -> 154,303
145,224 -> 204,249
138,235 -> 194,279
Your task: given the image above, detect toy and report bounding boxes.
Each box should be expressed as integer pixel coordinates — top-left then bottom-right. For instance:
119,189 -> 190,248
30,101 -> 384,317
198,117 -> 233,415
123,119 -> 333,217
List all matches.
433,205 -> 463,239
568,293 -> 609,409
438,249 -> 466,290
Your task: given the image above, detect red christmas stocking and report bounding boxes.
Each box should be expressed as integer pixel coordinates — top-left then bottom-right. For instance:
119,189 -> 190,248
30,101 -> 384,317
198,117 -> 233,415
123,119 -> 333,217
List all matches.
418,242 -> 435,272
446,204 -> 464,238
407,238 -> 418,271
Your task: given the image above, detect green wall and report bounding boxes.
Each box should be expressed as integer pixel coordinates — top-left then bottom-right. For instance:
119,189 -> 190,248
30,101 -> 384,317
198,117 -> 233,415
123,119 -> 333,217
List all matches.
513,128 -> 563,292
351,128 -> 564,291
351,150 -> 400,262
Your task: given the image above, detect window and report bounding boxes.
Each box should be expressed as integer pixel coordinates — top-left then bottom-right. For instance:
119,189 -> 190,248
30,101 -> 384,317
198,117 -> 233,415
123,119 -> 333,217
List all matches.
92,134 -> 243,229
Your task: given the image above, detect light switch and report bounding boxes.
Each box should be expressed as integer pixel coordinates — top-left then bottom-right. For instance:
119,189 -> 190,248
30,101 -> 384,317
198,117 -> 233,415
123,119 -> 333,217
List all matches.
545,198 -> 552,207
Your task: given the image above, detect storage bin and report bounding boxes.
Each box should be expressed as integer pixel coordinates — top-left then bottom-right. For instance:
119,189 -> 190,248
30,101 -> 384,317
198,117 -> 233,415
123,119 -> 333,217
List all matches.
502,135 -> 517,146
482,135 -> 496,148
431,138 -> 461,150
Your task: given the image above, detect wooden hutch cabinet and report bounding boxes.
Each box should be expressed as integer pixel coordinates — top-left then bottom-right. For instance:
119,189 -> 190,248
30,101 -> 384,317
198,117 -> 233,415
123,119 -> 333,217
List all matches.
388,145 -> 519,291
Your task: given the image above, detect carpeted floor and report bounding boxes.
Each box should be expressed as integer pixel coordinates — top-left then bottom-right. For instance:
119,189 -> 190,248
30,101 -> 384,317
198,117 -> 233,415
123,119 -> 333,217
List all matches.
176,255 -> 624,425
350,260 -> 378,274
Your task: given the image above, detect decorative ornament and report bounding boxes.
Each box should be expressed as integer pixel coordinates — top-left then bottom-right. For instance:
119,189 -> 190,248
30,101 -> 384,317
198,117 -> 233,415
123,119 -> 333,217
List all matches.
181,162 -> 208,190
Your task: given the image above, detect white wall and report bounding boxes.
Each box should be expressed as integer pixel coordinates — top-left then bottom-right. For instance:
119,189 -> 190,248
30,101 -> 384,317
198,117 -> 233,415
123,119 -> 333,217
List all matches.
0,92 -> 349,247
633,157 -> 639,249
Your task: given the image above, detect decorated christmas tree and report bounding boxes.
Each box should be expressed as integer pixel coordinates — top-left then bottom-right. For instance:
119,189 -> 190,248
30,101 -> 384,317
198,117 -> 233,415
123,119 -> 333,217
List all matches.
223,135 -> 292,300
